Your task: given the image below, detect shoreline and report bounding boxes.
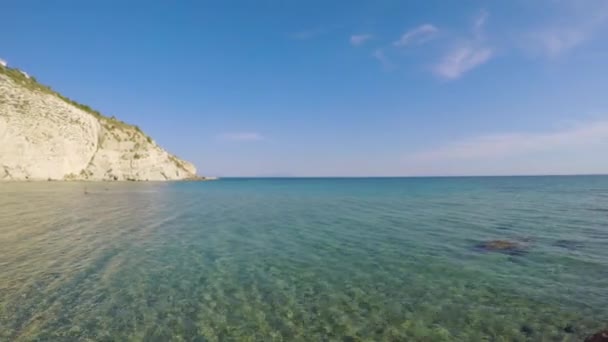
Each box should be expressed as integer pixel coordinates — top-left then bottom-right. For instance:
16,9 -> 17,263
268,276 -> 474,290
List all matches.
0,176 -> 219,182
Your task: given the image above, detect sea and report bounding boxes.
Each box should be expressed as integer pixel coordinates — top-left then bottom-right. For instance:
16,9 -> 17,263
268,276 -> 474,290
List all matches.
0,177 -> 607,341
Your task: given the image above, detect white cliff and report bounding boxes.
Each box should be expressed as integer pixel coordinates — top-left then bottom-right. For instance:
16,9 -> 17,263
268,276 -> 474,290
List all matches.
0,66 -> 197,181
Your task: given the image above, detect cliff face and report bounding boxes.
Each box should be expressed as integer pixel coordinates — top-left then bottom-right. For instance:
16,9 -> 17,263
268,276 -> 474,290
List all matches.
0,67 -> 197,181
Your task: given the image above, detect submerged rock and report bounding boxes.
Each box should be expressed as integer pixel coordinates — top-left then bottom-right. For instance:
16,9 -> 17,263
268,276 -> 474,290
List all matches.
520,324 -> 534,336
474,240 -> 527,256
585,330 -> 608,342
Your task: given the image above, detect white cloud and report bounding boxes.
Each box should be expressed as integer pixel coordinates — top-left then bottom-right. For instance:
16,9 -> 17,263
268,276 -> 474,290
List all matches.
372,48 -> 394,69
433,10 -> 492,80
218,132 -> 265,142
411,120 -> 608,163
529,27 -> 589,57
350,34 -> 373,46
473,10 -> 489,39
433,46 -> 493,79
393,24 -> 438,47
524,2 -> 608,57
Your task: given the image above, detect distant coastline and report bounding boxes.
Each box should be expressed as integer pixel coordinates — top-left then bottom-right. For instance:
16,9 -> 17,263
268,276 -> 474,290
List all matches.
0,176 -> 219,183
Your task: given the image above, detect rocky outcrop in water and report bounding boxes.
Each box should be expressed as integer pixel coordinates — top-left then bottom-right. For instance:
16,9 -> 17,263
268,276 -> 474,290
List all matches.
474,240 -> 527,256
585,330 -> 608,342
0,64 -> 197,181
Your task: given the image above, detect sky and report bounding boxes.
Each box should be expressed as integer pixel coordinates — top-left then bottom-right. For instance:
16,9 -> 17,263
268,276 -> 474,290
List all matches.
2,0 -> 608,177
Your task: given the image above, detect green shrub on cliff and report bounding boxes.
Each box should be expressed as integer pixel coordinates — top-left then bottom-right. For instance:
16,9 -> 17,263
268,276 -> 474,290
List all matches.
0,64 -> 155,143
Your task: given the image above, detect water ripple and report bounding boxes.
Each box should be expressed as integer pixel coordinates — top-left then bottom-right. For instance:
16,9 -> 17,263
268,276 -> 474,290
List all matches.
0,178 -> 607,340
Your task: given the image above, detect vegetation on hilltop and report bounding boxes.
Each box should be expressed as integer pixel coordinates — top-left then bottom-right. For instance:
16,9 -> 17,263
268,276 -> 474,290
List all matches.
0,64 -> 153,142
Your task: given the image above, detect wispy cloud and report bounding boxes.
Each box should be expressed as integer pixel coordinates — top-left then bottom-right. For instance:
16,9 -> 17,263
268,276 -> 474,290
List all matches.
473,10 -> 489,40
350,34 -> 373,46
433,10 -> 493,80
531,29 -> 587,57
523,3 -> 608,58
411,120 -> 608,163
372,48 -> 394,69
393,24 -> 438,47
433,46 -> 493,80
218,132 -> 265,142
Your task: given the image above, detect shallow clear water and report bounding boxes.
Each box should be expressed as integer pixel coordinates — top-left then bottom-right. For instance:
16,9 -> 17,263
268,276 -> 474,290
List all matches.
0,177 -> 607,341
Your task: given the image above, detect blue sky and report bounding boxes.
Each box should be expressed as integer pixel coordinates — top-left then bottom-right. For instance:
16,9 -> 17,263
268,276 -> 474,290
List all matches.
2,0 -> 608,176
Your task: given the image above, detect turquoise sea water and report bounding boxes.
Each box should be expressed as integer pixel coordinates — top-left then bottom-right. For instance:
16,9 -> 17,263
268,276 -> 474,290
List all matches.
0,177 -> 607,341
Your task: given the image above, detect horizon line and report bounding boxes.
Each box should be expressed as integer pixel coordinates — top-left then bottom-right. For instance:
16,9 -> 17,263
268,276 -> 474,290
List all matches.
211,173 -> 608,179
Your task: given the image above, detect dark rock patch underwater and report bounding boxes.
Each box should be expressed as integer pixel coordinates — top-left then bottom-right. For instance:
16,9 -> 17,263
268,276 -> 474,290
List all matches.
473,240 -> 528,256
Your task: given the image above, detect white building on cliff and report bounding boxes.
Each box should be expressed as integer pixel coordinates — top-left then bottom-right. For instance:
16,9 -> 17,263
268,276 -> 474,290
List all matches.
0,59 -> 6,67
